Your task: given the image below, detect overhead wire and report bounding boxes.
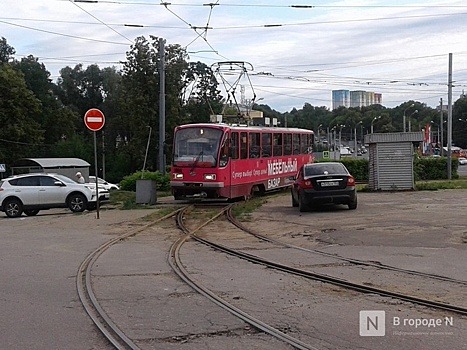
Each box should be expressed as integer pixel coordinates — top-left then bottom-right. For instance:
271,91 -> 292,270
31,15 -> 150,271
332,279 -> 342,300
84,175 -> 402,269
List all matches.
160,1 -> 229,60
68,0 -> 134,43
3,1 -> 467,108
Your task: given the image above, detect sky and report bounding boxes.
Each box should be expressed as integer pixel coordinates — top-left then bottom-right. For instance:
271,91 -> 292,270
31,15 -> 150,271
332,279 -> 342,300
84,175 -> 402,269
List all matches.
1,0 -> 467,113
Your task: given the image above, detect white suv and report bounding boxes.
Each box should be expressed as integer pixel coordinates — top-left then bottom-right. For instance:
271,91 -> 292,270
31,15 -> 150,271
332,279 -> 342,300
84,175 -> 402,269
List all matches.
0,173 -> 107,218
88,176 -> 120,190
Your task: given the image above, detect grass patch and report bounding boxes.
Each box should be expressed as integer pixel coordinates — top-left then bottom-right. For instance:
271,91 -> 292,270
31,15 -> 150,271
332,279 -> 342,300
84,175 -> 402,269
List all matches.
232,192 -> 284,220
415,178 -> 467,190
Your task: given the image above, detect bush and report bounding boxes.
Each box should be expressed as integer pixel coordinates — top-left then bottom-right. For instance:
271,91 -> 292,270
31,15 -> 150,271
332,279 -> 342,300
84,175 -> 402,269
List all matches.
119,171 -> 171,192
414,157 -> 458,181
315,156 -> 459,182
316,158 -> 369,181
339,158 -> 369,181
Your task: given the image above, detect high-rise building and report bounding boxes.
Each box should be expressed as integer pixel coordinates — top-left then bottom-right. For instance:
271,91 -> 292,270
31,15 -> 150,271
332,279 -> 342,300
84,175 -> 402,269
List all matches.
332,90 -> 350,109
332,89 -> 382,109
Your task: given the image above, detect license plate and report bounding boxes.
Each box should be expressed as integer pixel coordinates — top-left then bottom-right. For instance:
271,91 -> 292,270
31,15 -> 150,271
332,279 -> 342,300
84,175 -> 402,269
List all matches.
321,181 -> 338,187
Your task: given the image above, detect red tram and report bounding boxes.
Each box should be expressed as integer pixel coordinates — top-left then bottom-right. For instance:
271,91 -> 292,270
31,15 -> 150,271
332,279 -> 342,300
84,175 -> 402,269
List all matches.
170,123 -> 314,200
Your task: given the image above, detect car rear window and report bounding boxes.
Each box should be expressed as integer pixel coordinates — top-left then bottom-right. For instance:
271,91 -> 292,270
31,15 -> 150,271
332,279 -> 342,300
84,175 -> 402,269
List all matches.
15,177 -> 41,186
304,163 -> 348,176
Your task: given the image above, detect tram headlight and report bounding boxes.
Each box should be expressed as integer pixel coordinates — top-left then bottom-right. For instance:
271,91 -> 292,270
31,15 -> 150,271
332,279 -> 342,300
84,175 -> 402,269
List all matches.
204,174 -> 216,181
173,173 -> 184,180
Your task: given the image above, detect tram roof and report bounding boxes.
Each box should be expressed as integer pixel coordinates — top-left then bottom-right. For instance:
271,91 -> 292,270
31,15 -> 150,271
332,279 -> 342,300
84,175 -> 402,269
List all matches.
176,123 -> 314,133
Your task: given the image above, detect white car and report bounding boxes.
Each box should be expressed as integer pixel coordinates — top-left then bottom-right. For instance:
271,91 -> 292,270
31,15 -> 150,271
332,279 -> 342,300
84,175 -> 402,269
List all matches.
0,173 -> 107,218
458,157 -> 467,165
88,176 -> 120,190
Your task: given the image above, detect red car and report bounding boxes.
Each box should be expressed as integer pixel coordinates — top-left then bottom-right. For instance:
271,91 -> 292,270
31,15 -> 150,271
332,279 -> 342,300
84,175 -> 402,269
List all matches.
291,162 -> 357,212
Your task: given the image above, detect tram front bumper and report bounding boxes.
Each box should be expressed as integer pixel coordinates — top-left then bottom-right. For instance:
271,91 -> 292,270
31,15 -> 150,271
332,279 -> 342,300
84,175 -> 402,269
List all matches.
170,181 -> 224,188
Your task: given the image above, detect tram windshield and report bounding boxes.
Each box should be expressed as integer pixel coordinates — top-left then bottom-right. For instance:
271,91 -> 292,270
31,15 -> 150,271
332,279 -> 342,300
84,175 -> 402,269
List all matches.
173,127 -> 223,167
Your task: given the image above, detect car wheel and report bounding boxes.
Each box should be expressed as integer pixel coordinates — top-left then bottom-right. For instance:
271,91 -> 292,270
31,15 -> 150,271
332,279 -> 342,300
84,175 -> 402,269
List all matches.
291,189 -> 298,207
24,209 -> 40,216
348,196 -> 358,210
4,198 -> 23,218
298,193 -> 309,212
68,193 -> 87,212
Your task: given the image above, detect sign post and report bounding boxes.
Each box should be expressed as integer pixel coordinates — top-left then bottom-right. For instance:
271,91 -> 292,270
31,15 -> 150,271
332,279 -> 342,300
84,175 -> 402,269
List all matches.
84,108 -> 105,219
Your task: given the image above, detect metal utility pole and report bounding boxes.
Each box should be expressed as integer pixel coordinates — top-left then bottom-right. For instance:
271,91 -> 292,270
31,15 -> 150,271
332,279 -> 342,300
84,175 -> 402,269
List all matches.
440,98 -> 444,157
447,53 -> 453,180
158,39 -> 166,175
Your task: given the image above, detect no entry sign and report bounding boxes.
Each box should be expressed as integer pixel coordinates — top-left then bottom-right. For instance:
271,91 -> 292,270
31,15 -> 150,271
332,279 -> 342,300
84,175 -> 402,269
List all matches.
84,108 -> 105,131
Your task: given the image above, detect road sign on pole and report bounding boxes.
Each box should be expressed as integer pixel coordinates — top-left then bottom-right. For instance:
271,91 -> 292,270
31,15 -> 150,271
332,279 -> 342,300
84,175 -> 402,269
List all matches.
84,108 -> 105,219
84,108 -> 105,131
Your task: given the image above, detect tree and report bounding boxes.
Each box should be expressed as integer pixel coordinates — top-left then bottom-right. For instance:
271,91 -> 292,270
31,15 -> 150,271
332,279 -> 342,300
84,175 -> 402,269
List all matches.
453,97 -> 467,148
0,37 -> 15,63
15,55 -> 79,147
0,65 -> 44,164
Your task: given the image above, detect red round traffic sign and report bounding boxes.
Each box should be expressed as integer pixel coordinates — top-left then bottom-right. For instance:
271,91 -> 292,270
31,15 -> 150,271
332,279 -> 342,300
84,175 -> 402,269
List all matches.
84,108 -> 105,131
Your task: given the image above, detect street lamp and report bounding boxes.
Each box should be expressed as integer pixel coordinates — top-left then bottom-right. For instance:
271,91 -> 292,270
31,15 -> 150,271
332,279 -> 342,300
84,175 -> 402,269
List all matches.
407,110 -> 418,132
338,124 -> 345,151
354,121 -> 362,158
331,126 -> 337,152
371,115 -> 381,134
430,120 -> 440,155
403,103 -> 415,132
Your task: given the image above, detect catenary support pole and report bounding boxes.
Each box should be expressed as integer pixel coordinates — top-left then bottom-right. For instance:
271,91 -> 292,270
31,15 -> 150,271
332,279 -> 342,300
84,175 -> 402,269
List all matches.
159,38 -> 166,174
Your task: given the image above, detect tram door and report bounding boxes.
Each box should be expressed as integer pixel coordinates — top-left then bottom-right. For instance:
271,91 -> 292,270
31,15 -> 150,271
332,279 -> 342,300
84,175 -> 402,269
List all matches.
228,131 -> 243,198
218,131 -> 232,197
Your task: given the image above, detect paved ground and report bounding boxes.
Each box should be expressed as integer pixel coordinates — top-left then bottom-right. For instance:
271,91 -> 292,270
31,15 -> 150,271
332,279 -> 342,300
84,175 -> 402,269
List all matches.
1,190 -> 466,349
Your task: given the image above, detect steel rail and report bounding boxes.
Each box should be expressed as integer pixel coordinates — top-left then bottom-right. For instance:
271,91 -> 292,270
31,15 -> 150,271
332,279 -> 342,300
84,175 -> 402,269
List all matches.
226,207 -> 467,286
190,211 -> 467,316
170,205 -> 320,350
76,208 -> 183,350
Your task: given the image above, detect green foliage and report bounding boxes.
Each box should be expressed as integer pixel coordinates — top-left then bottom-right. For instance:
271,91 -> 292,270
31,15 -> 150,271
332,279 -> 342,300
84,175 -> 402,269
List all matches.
414,157 -> 458,181
415,179 -> 467,190
316,158 -> 369,181
0,64 -> 44,165
316,157 -> 460,182
119,171 -> 171,192
339,158 -> 369,181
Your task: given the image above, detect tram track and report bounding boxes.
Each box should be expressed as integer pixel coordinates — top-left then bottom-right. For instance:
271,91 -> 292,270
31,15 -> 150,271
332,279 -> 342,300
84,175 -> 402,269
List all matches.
180,204 -> 467,317
76,200 -> 465,349
76,208 -> 184,350
226,207 -> 467,286
170,204 -> 319,350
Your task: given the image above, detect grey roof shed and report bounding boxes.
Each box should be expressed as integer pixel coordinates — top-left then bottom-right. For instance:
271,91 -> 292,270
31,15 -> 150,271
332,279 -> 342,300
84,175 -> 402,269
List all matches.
11,158 -> 90,181
364,132 -> 423,191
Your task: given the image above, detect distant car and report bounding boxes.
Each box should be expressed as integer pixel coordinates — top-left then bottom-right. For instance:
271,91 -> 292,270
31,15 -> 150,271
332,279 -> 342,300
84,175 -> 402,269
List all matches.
458,157 -> 467,165
0,173 -> 106,218
88,176 -> 120,190
291,162 -> 357,212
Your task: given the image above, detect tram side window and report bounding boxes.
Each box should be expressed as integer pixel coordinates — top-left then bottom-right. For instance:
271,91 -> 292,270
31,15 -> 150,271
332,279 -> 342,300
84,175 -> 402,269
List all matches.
305,134 -> 314,153
273,133 -> 283,156
262,133 -> 272,158
249,132 -> 260,158
240,132 -> 248,159
300,133 -> 308,154
293,134 -> 300,154
219,134 -> 229,167
230,132 -> 239,160
284,133 -> 292,155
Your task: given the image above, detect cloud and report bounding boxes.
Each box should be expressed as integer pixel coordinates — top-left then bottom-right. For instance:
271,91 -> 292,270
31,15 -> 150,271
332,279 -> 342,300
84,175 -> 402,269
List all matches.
2,0 -> 467,112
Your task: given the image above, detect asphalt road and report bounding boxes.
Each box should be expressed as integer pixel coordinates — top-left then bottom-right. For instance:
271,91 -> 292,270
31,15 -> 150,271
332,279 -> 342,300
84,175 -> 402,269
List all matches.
0,208 -> 151,350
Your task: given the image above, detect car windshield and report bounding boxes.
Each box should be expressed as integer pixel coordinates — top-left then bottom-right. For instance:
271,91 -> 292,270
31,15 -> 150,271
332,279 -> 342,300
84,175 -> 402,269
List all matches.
304,163 -> 348,177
